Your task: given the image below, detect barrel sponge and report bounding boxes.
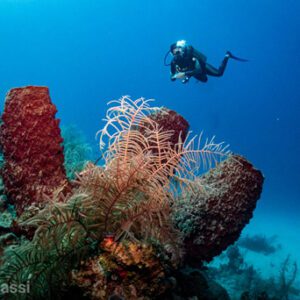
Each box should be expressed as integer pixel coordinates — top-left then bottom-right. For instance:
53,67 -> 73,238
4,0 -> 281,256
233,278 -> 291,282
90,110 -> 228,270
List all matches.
148,107 -> 190,149
174,155 -> 264,264
0,86 -> 69,215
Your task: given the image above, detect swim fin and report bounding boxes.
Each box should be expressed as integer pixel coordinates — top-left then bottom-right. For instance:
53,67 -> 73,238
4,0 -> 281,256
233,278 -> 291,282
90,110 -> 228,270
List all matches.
226,51 -> 249,62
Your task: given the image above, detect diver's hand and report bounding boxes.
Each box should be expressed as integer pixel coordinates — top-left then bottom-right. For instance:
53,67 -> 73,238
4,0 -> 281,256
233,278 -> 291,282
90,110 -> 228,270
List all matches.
172,72 -> 186,79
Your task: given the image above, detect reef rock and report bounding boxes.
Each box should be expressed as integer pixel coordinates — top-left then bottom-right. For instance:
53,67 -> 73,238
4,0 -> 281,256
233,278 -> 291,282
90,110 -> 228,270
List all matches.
0,86 -> 70,215
174,155 -> 264,264
71,238 -> 174,300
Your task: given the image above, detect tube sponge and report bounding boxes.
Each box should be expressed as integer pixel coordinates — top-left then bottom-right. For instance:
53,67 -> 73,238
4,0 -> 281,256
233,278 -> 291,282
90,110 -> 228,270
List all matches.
0,86 -> 70,215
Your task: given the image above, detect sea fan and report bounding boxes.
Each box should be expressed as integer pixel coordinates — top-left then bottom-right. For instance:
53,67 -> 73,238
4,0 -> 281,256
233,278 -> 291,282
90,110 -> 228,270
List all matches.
61,125 -> 93,180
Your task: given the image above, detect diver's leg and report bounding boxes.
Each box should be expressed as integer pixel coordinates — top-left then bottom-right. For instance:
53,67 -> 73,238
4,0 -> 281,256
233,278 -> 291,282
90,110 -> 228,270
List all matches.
205,55 -> 230,77
194,73 -> 208,82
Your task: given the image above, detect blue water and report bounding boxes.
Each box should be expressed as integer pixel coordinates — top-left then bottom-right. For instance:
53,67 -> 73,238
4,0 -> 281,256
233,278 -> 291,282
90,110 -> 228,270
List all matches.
0,0 -> 299,296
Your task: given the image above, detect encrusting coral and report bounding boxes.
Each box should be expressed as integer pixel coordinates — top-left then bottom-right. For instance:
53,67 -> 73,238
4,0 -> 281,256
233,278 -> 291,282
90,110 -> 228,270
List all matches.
71,238 -> 172,299
0,91 -> 263,299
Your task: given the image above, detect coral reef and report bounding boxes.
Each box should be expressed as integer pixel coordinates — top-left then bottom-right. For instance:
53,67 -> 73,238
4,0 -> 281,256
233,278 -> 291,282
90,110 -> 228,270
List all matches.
157,268 -> 231,300
0,96 -> 232,299
0,93 -> 264,299
0,86 -> 70,216
174,155 -> 264,264
0,210 -> 14,228
71,239 -> 173,299
277,255 -> 299,299
208,245 -> 299,300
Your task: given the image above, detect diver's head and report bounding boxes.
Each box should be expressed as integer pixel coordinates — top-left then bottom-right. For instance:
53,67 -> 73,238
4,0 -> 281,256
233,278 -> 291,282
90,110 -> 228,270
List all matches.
164,40 -> 188,66
170,40 -> 187,56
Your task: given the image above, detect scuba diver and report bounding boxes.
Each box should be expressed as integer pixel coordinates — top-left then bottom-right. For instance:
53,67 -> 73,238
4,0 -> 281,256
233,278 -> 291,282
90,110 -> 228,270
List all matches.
165,40 -> 248,84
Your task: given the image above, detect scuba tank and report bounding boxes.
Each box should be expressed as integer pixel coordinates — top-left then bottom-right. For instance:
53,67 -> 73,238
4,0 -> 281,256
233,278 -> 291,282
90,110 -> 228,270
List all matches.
190,46 -> 207,64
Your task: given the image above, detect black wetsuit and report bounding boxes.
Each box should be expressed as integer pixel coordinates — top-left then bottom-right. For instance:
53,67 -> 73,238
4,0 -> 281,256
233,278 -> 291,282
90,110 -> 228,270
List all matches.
170,46 -> 230,83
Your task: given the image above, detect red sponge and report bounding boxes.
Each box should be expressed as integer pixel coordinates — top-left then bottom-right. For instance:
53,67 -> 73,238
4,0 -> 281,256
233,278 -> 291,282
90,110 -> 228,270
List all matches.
0,86 -> 70,215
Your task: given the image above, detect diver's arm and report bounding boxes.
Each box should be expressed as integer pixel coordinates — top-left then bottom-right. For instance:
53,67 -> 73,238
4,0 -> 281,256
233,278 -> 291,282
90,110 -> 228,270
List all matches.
184,57 -> 202,77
